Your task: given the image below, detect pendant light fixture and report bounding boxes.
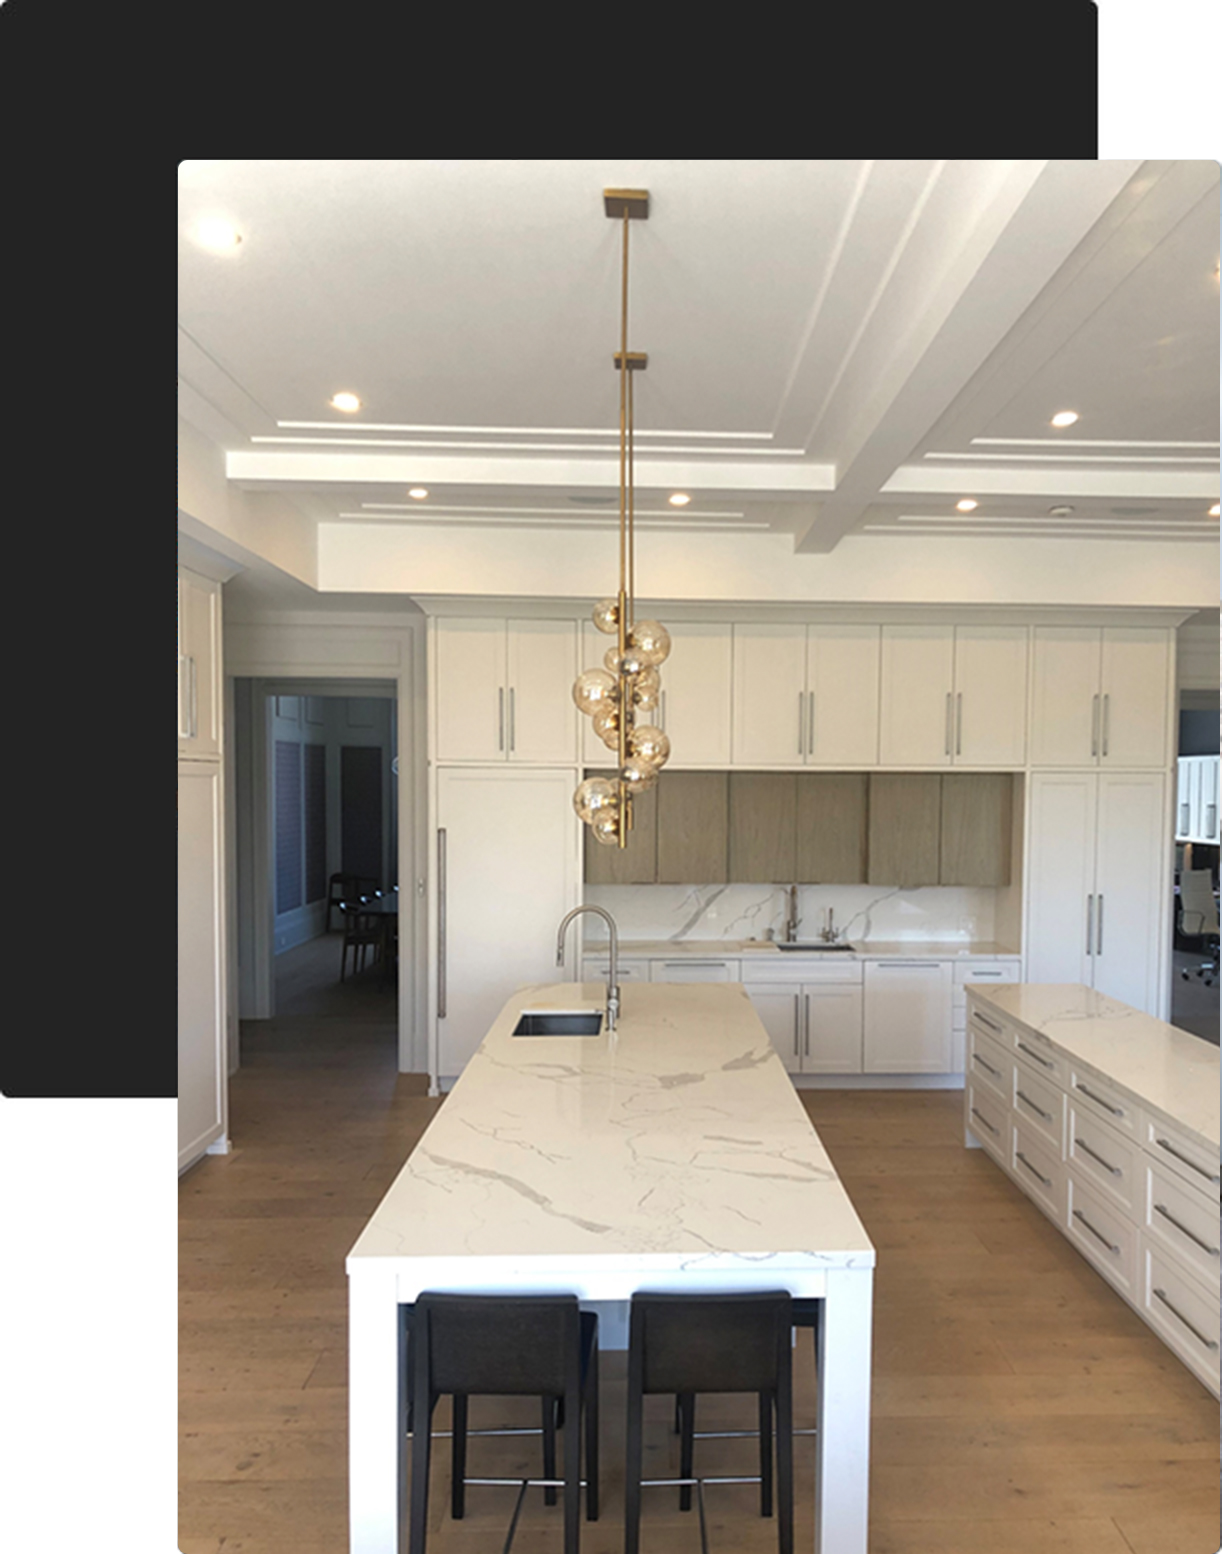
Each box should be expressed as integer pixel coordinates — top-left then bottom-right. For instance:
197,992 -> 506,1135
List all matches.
572,189 -> 672,847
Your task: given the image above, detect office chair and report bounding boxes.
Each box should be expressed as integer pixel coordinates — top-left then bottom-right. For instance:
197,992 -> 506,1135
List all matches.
1178,868 -> 1219,987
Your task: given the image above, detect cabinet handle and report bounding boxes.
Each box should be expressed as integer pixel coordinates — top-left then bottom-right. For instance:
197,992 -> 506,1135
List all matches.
798,691 -> 805,756
1152,1288 -> 1219,1350
498,688 -> 505,751
509,687 -> 516,752
1016,1089 -> 1053,1123
876,960 -> 938,968
1096,894 -> 1104,955
971,971 -> 1005,978
1154,1137 -> 1220,1184
956,691 -> 962,756
971,1052 -> 1000,1078
970,1106 -> 998,1137
1074,1136 -> 1122,1176
1015,1151 -> 1051,1188
793,993 -> 800,1057
1091,693 -> 1099,758
660,690 -> 666,732
664,961 -> 725,968
1086,894 -> 1094,956
1074,1081 -> 1123,1117
808,691 -> 815,756
1016,1040 -> 1055,1070
971,1010 -> 1003,1035
804,991 -> 810,1057
437,829 -> 447,1019
945,691 -> 953,757
1072,1209 -> 1119,1256
1101,693 -> 1109,757
1153,1204 -> 1219,1257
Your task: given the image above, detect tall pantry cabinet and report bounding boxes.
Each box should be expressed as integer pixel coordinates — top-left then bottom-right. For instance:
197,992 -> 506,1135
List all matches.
178,565 -> 229,1171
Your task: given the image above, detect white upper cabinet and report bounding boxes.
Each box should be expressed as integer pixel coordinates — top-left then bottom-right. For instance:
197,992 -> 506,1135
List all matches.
434,618 -> 578,763
585,621 -> 733,768
178,566 -> 222,759
1029,627 -> 1169,768
1175,755 -> 1220,844
879,625 -> 1027,767
732,624 -> 880,767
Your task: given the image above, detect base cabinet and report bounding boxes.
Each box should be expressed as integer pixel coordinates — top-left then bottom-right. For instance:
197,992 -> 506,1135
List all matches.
747,981 -> 863,1075
862,960 -> 953,1073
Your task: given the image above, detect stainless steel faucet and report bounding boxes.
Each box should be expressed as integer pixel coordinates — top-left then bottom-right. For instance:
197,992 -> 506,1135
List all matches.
556,905 -> 620,1031
784,884 -> 801,944
821,906 -> 837,943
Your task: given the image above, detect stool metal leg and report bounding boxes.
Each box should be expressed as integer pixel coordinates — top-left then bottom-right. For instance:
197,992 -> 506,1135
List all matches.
542,1395 -> 558,1507
450,1394 -> 468,1519
585,1339 -> 600,1522
759,1391 -> 773,1517
678,1392 -> 696,1512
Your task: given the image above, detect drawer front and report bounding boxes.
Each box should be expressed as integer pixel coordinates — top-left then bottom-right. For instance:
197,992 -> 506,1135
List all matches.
1010,1118 -> 1065,1221
967,1027 -> 1009,1102
1009,1028 -> 1068,1088
1066,1170 -> 1138,1299
1144,1158 -> 1222,1291
1144,1119 -> 1220,1196
1067,1104 -> 1140,1212
966,1083 -> 1007,1165
650,959 -> 737,983
967,1000 -> 1012,1048
1141,1237 -> 1221,1395
1011,1059 -> 1065,1153
1068,1065 -> 1142,1140
582,958 -> 649,983
953,962 -> 1020,1010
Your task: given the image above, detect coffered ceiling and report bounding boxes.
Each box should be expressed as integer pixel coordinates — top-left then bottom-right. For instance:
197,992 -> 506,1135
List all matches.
178,160 -> 1219,601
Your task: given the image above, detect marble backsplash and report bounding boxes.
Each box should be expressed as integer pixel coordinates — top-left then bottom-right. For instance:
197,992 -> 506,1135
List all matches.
582,882 -> 998,945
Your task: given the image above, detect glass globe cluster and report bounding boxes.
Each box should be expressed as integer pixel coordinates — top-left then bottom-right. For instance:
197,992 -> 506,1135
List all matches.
572,599 -> 672,845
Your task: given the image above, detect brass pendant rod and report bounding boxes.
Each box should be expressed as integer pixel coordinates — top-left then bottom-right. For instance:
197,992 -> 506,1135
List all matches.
628,363 -> 635,623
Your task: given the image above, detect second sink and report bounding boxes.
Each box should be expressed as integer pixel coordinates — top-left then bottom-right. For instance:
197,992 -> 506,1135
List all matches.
513,1011 -> 604,1035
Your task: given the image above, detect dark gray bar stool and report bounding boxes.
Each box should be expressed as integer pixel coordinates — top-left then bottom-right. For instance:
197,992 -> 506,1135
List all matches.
408,1292 -> 599,1554
625,1290 -> 794,1554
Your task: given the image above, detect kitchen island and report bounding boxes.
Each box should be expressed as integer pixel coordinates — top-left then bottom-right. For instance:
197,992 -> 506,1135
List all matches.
347,979 -> 875,1553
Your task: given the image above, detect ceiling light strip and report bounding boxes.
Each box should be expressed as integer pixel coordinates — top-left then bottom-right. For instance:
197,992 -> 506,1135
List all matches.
970,437 -> 1220,450
275,421 -> 776,441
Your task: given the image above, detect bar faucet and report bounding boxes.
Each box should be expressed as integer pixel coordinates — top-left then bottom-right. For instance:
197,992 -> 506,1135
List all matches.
784,884 -> 801,944
556,905 -> 620,1031
821,906 -> 838,943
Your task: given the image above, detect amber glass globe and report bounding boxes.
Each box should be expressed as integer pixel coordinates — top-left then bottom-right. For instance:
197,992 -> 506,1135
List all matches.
629,665 -> 660,711
591,808 -> 621,846
572,776 -> 618,822
592,704 -> 621,749
630,725 -> 670,769
628,620 -> 671,666
572,667 -> 617,715
592,597 -> 620,634
621,756 -> 660,792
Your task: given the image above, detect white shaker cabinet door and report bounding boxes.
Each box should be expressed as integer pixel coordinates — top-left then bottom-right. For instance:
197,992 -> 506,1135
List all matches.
806,625 -> 880,766
952,626 -> 1028,766
1029,627 -> 1102,767
878,627 -> 955,766
1025,772 -> 1097,987
731,624 -> 808,766
802,982 -> 865,1073
1092,771 -> 1166,1013
507,619 -> 578,763
658,623 -> 733,767
434,619 -> 509,761
862,960 -> 953,1073
1099,628 -> 1170,769
744,985 -> 804,1075
435,768 -> 579,1083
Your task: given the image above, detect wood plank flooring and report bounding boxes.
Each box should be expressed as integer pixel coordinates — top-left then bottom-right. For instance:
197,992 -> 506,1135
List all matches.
180,960 -> 1219,1552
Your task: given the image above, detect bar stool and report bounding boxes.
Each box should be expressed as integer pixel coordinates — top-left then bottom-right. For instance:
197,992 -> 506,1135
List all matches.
408,1292 -> 599,1554
625,1290 -> 793,1554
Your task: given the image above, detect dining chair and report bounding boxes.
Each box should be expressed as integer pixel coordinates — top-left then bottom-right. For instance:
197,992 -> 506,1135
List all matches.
408,1292 -> 599,1554
339,902 -> 382,981
625,1290 -> 794,1554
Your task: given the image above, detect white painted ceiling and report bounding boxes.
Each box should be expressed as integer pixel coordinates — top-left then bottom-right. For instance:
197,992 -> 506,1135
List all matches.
178,160 -> 1220,574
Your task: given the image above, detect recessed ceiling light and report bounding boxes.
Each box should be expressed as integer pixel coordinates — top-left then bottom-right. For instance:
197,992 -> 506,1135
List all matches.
956,498 -> 978,512
1210,503 -> 1220,518
668,492 -> 691,507
1050,411 -> 1079,428
330,392 -> 361,413
408,487 -> 429,500
195,218 -> 242,252
1049,505 -> 1075,516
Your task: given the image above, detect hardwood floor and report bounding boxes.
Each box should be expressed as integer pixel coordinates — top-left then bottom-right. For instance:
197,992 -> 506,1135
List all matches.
180,960 -> 1219,1552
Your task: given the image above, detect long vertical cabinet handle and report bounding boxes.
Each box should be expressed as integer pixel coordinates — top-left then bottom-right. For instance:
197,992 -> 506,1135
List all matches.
1096,894 -> 1103,955
807,691 -> 815,757
1091,694 -> 1099,758
1086,895 -> 1094,957
956,691 -> 963,756
798,692 -> 806,756
804,992 -> 811,1057
793,994 -> 800,1057
509,687 -> 516,753
498,688 -> 505,752
1101,694 -> 1109,758
437,829 -> 447,1019
945,692 -> 953,756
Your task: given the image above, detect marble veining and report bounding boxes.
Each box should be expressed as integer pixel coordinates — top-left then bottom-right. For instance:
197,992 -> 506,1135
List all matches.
970,983 -> 1220,1151
348,982 -> 874,1277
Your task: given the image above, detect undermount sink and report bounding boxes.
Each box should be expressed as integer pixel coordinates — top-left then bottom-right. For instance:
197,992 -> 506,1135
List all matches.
775,942 -> 857,952
512,1010 -> 604,1036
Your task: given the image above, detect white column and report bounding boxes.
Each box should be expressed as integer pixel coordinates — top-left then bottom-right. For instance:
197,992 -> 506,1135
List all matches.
348,1266 -> 405,1553
815,1265 -> 873,1554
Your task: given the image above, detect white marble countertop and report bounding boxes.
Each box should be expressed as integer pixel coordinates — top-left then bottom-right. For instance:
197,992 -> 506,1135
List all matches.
583,938 -> 1019,960
348,982 -> 874,1292
969,983 -> 1220,1152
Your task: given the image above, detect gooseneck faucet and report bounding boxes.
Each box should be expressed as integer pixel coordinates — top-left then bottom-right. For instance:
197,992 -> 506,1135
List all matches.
556,905 -> 620,1031
785,884 -> 801,944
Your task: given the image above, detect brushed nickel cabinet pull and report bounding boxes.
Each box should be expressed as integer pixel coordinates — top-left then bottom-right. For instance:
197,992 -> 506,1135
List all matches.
437,829 -> 447,1018
956,691 -> 962,756
798,691 -> 805,756
804,992 -> 810,1057
1075,1081 -> 1122,1117
1017,1040 -> 1054,1070
1091,693 -> 1099,758
793,994 -> 800,1057
1152,1288 -> 1219,1351
808,690 -> 815,756
1072,1209 -> 1119,1255
509,687 -> 516,752
1016,1152 -> 1051,1188
970,1106 -> 998,1137
1101,693 -> 1110,757
1155,1137 -> 1219,1183
971,1010 -> 1003,1035
498,687 -> 505,751
972,1052 -> 1000,1078
1017,1089 -> 1052,1123
1074,1137 -> 1121,1176
1096,894 -> 1103,955
1086,895 -> 1094,956
945,691 -> 953,757
1154,1203 -> 1219,1257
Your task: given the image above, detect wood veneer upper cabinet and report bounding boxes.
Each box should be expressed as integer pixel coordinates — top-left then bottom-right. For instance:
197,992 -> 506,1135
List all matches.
656,772 -> 728,884
795,774 -> 867,883
867,774 -> 941,887
729,772 -> 797,882
582,772 -> 658,884
939,773 -> 1012,886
